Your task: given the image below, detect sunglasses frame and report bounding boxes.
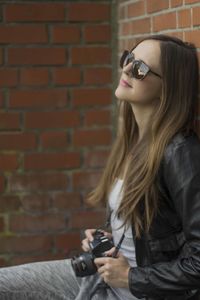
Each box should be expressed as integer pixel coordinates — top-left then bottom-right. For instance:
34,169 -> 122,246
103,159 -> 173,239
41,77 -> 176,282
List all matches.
120,50 -> 162,80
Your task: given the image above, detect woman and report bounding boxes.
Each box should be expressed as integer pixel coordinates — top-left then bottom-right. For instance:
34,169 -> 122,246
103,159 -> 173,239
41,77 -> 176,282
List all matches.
0,34 -> 200,300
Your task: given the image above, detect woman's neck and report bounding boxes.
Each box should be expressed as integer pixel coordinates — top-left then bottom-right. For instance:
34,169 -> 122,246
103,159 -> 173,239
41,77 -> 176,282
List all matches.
130,102 -> 156,141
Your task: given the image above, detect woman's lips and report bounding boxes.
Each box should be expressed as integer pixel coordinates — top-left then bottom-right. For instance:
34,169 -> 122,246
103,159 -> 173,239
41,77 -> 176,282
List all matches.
120,79 -> 132,88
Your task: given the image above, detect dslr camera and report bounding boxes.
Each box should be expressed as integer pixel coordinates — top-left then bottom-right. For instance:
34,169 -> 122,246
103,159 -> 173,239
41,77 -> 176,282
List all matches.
71,229 -> 113,277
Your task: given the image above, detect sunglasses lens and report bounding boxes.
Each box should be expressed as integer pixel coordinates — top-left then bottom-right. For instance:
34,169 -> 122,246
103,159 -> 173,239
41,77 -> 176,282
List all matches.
120,51 -> 151,80
132,61 -> 149,80
120,50 -> 129,68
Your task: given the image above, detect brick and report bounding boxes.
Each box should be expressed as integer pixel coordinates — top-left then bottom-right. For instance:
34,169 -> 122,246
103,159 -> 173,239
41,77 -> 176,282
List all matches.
73,171 -> 101,190
21,195 -> 51,213
84,67 -> 112,85
0,235 -> 53,254
0,217 -> 5,232
55,232 -> 81,253
24,152 -> 80,170
9,173 -> 68,192
0,69 -> 18,87
84,150 -> 109,168
130,18 -> 151,34
153,12 -> 176,32
71,47 -> 111,65
52,193 -> 81,210
0,154 -> 18,171
20,68 -> 49,86
53,67 -> 81,85
68,3 -> 110,22
0,258 -> 7,267
8,48 -> 66,66
167,31 -> 184,40
193,7 -> 200,26
73,129 -> 112,146
0,196 -> 21,212
5,3 -> 65,22
178,9 -> 191,28
52,25 -> 80,44
84,25 -> 111,43
0,112 -> 20,130
9,89 -> 67,109
0,25 -> 47,44
121,22 -> 131,36
40,131 -> 68,149
0,175 -> 5,193
70,210 -> 106,229
171,0 -> 183,7
0,91 -> 4,107
147,0 -> 169,13
185,0 -> 199,3
10,213 -> 67,233
25,111 -> 80,129
84,110 -> 111,126
11,253 -> 66,266
72,88 -> 112,107
127,1 -> 145,18
0,133 -> 36,150
119,5 -> 126,20
0,49 -> 3,65
185,30 -> 200,48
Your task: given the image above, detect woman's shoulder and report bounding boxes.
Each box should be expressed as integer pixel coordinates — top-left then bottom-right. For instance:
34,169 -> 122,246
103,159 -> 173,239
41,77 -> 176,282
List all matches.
164,130 -> 200,163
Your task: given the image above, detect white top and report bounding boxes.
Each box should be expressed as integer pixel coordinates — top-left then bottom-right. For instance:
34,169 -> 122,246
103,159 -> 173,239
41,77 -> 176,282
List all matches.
108,178 -> 137,300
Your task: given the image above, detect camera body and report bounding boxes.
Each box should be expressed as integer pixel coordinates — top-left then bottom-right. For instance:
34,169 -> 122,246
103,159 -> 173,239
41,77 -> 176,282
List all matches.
71,229 -> 113,277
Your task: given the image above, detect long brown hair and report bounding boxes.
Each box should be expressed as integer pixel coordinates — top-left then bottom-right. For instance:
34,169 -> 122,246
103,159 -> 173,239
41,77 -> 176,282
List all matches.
86,35 -> 199,237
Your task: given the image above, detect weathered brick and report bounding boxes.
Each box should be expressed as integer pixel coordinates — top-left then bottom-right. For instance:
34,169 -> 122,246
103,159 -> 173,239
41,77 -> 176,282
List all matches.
53,67 -> 81,85
20,68 -> 49,86
0,154 -> 18,171
0,133 -> 36,150
10,213 -> 67,233
25,111 -> 80,129
40,131 -> 68,149
0,25 -> 47,43
84,110 -> 111,126
84,67 -> 112,85
24,152 -> 80,170
71,47 -> 111,65
70,210 -> 106,229
5,3 -> 65,22
8,48 -> 66,65
73,129 -> 112,146
9,173 -> 68,192
68,3 -> 110,22
0,112 -> 20,130
9,89 -> 67,109
0,69 -> 18,87
72,88 -> 112,107
52,25 -> 80,44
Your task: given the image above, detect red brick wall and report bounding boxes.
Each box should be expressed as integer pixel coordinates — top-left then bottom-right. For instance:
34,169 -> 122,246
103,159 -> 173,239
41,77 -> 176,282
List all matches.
118,0 -> 200,132
0,1 -> 114,266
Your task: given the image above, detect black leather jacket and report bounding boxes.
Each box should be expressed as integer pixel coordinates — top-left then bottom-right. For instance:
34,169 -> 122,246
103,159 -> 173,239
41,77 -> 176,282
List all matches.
128,132 -> 200,300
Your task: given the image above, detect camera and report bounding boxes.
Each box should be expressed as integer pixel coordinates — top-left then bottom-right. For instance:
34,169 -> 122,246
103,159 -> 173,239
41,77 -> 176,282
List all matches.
71,229 -> 113,277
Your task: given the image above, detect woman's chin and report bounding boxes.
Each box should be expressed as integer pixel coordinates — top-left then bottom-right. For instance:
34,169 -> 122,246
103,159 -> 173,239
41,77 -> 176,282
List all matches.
115,86 -> 129,101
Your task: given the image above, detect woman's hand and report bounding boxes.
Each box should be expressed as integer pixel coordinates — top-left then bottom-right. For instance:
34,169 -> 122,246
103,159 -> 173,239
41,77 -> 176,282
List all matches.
94,253 -> 130,288
81,229 -> 112,252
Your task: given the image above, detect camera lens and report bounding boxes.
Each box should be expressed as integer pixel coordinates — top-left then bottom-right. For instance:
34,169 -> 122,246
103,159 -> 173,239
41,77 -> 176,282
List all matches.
71,252 -> 97,277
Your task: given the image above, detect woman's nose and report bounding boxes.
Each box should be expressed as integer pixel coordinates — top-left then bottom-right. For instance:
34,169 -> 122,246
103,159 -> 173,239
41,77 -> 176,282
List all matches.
123,62 -> 132,76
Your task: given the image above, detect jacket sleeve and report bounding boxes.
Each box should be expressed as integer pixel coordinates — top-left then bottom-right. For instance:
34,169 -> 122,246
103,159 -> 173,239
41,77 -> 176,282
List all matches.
128,135 -> 200,299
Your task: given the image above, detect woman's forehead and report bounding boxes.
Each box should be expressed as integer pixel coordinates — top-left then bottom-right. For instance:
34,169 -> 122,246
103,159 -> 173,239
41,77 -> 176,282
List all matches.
132,40 -> 161,69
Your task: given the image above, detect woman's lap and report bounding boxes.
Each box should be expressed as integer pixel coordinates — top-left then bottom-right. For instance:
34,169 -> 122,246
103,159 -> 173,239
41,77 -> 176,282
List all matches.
0,259 -> 119,300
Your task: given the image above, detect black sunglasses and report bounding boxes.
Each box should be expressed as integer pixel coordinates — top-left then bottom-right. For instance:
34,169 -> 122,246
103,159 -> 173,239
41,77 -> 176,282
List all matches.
120,50 -> 162,80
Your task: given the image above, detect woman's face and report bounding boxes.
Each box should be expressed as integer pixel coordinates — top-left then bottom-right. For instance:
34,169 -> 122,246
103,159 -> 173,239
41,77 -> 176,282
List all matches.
115,40 -> 162,106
